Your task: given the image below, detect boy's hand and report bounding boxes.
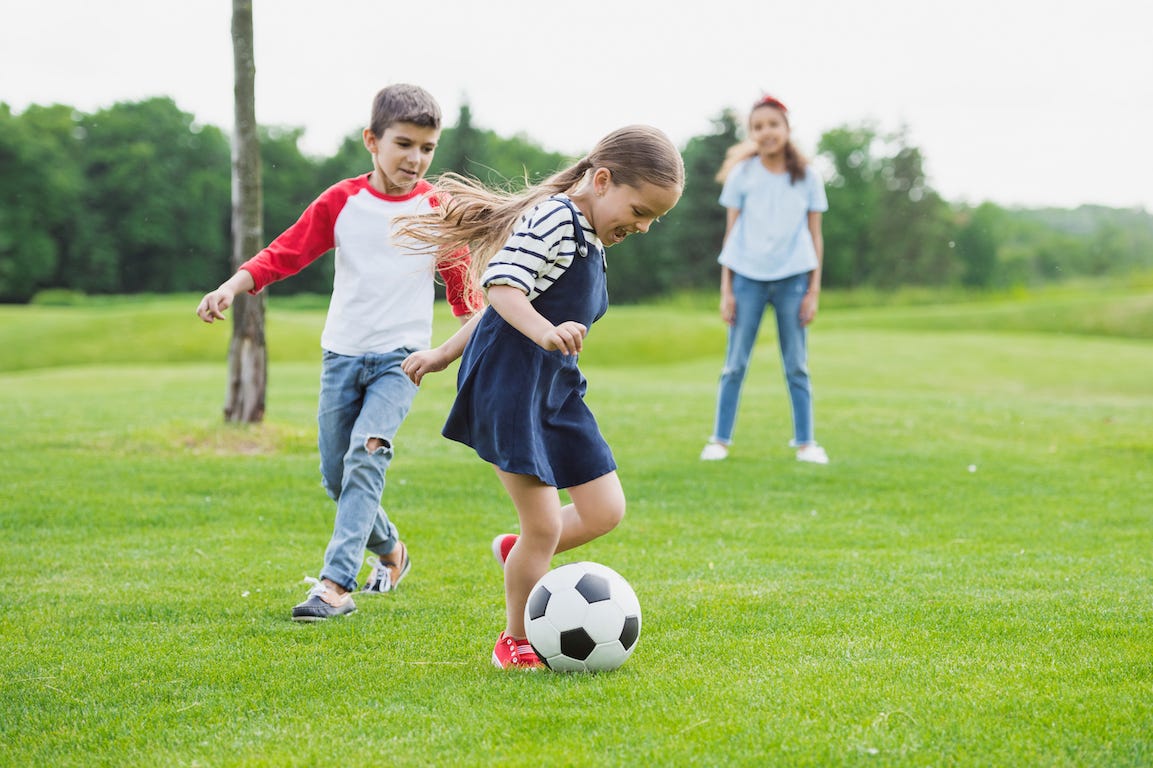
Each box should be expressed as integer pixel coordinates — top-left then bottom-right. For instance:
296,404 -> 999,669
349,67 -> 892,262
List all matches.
196,271 -> 254,323
539,321 -> 587,355
197,287 -> 236,323
402,349 -> 449,385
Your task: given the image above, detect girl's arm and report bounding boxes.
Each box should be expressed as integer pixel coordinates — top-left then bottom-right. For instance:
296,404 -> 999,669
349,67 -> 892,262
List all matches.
487,285 -> 586,355
402,309 -> 485,385
719,207 -> 741,325
800,211 -> 824,326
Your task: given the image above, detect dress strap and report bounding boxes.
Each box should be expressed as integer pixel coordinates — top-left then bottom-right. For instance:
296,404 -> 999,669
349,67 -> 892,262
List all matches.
552,196 -> 605,269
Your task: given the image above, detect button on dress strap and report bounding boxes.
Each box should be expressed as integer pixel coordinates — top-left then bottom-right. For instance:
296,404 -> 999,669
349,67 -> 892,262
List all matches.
553,196 -> 605,271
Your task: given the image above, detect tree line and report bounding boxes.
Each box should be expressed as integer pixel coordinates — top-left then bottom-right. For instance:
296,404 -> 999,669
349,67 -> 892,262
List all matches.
2,97 -> 1151,304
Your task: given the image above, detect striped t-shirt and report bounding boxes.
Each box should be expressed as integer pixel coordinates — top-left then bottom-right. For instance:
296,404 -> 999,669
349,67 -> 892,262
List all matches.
481,196 -> 601,299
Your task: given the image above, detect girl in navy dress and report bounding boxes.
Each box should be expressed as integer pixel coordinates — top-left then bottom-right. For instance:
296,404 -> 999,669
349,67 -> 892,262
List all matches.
399,125 -> 684,668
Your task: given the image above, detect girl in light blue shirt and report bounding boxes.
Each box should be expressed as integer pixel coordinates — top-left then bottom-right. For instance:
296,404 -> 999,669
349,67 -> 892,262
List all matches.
701,94 -> 830,465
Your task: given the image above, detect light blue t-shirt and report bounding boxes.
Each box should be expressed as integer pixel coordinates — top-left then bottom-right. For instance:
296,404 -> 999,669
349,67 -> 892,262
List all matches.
717,158 -> 828,282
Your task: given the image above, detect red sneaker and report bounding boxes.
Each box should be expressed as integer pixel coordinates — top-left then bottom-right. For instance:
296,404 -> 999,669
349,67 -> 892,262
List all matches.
492,631 -> 543,670
491,534 -> 518,568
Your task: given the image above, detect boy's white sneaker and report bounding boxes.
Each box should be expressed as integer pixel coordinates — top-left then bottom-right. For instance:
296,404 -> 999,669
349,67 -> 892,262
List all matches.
360,542 -> 411,594
796,444 -> 829,464
699,442 -> 729,461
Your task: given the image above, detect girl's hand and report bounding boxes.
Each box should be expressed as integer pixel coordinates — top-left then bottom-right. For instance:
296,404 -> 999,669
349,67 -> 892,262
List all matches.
720,291 -> 736,326
402,348 -> 449,385
540,321 -> 587,355
799,291 -> 819,326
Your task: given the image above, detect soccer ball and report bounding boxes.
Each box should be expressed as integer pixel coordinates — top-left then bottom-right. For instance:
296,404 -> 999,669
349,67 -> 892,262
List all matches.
524,561 -> 641,673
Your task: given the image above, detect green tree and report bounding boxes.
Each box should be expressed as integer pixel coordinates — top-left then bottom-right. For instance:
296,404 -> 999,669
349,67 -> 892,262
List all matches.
954,203 -> 1004,288
817,124 -> 880,288
607,109 -> 736,302
870,133 -> 958,287
431,123 -> 569,189
0,103 -> 85,301
1088,221 -> 1138,275
257,126 -> 332,294
317,131 -> 370,185
665,110 -> 737,292
79,97 -> 230,293
817,124 -> 958,289
434,101 -> 483,178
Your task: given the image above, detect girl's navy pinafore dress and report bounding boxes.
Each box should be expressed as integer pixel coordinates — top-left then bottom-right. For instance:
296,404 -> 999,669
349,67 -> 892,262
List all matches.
442,196 -> 615,489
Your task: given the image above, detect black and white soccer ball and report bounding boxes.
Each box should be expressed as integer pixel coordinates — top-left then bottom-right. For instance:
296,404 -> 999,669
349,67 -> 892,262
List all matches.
524,561 -> 641,673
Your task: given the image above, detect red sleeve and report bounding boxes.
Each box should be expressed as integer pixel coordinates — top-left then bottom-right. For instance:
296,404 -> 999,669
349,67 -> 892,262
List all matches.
240,181 -> 350,292
438,247 -> 482,316
425,189 -> 482,315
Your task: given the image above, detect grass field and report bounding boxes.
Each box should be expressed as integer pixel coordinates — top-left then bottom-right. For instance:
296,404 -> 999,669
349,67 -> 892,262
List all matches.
1,287 -> 1150,766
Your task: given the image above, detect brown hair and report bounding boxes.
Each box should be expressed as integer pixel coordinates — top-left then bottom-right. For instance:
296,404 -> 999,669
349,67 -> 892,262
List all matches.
715,101 -> 808,185
396,124 -> 684,306
368,84 -> 441,137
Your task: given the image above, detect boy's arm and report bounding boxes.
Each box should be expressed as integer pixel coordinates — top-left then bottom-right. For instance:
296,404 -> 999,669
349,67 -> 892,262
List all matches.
197,185 -> 344,324
243,187 -> 340,293
437,248 -> 484,317
402,309 -> 486,385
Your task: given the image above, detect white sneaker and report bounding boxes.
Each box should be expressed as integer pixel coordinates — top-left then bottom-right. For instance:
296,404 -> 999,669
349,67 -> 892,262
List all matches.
359,543 -> 411,594
700,442 -> 729,461
795,444 -> 829,464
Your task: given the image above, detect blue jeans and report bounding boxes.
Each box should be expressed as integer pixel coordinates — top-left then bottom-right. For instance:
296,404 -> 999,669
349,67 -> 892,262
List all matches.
317,349 -> 418,592
710,271 -> 814,446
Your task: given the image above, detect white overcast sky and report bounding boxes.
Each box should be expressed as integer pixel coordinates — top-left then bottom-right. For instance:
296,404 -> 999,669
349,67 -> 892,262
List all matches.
2,0 -> 1151,210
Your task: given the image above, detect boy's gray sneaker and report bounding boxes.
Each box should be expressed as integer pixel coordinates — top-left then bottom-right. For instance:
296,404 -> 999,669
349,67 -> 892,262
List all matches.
291,577 -> 356,622
360,542 -> 411,594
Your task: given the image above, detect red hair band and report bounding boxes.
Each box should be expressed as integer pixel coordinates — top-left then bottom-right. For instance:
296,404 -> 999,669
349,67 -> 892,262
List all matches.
755,94 -> 788,113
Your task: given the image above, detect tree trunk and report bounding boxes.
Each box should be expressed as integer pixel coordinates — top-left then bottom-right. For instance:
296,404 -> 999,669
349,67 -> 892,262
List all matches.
226,0 -> 266,423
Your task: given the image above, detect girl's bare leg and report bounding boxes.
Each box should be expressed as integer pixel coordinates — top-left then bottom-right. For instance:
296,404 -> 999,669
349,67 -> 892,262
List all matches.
494,468 -> 626,638
556,471 -> 625,553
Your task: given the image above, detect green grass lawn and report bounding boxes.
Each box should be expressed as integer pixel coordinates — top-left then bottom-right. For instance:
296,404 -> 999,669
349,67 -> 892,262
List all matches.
1,288 -> 1150,766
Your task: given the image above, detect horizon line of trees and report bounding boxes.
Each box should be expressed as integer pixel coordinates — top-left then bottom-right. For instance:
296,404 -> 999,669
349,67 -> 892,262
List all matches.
2,97 -> 1152,304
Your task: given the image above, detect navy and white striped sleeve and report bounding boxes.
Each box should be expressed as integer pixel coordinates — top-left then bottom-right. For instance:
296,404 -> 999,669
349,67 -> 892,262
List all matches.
481,199 -> 580,300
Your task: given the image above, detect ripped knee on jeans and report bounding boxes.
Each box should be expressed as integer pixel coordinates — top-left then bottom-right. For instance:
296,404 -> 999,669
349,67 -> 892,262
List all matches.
364,435 -> 393,455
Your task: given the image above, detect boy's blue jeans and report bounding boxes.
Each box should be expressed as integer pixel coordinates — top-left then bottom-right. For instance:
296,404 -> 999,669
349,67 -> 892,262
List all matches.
317,349 -> 418,592
710,271 -> 814,446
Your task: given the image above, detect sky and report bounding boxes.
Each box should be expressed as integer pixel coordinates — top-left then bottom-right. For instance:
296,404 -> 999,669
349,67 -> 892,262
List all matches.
2,0 -> 1152,211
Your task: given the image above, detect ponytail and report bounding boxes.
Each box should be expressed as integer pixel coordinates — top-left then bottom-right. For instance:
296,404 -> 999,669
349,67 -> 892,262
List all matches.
393,159 -> 597,307
395,125 -> 683,309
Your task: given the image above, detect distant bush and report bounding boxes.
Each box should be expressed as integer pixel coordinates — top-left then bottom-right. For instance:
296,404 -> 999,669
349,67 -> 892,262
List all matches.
29,289 -> 89,306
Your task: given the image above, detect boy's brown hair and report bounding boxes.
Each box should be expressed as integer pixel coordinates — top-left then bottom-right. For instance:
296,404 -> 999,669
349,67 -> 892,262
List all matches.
369,84 -> 442,137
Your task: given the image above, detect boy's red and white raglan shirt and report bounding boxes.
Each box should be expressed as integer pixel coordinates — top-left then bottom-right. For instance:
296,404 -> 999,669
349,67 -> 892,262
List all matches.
241,175 -> 474,356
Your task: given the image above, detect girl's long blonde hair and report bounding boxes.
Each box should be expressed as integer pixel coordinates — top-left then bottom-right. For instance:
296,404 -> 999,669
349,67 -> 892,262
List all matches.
716,97 -> 808,185
396,124 -> 684,309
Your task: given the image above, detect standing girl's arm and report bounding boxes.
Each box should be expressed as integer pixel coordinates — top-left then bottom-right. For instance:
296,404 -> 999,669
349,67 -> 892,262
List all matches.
487,285 -> 587,355
800,211 -> 824,326
719,207 -> 741,325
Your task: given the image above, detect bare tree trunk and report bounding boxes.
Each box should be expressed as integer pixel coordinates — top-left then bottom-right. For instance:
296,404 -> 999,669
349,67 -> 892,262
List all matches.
226,0 -> 266,423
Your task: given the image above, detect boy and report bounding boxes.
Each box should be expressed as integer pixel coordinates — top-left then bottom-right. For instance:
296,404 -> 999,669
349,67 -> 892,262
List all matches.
196,84 -> 477,621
